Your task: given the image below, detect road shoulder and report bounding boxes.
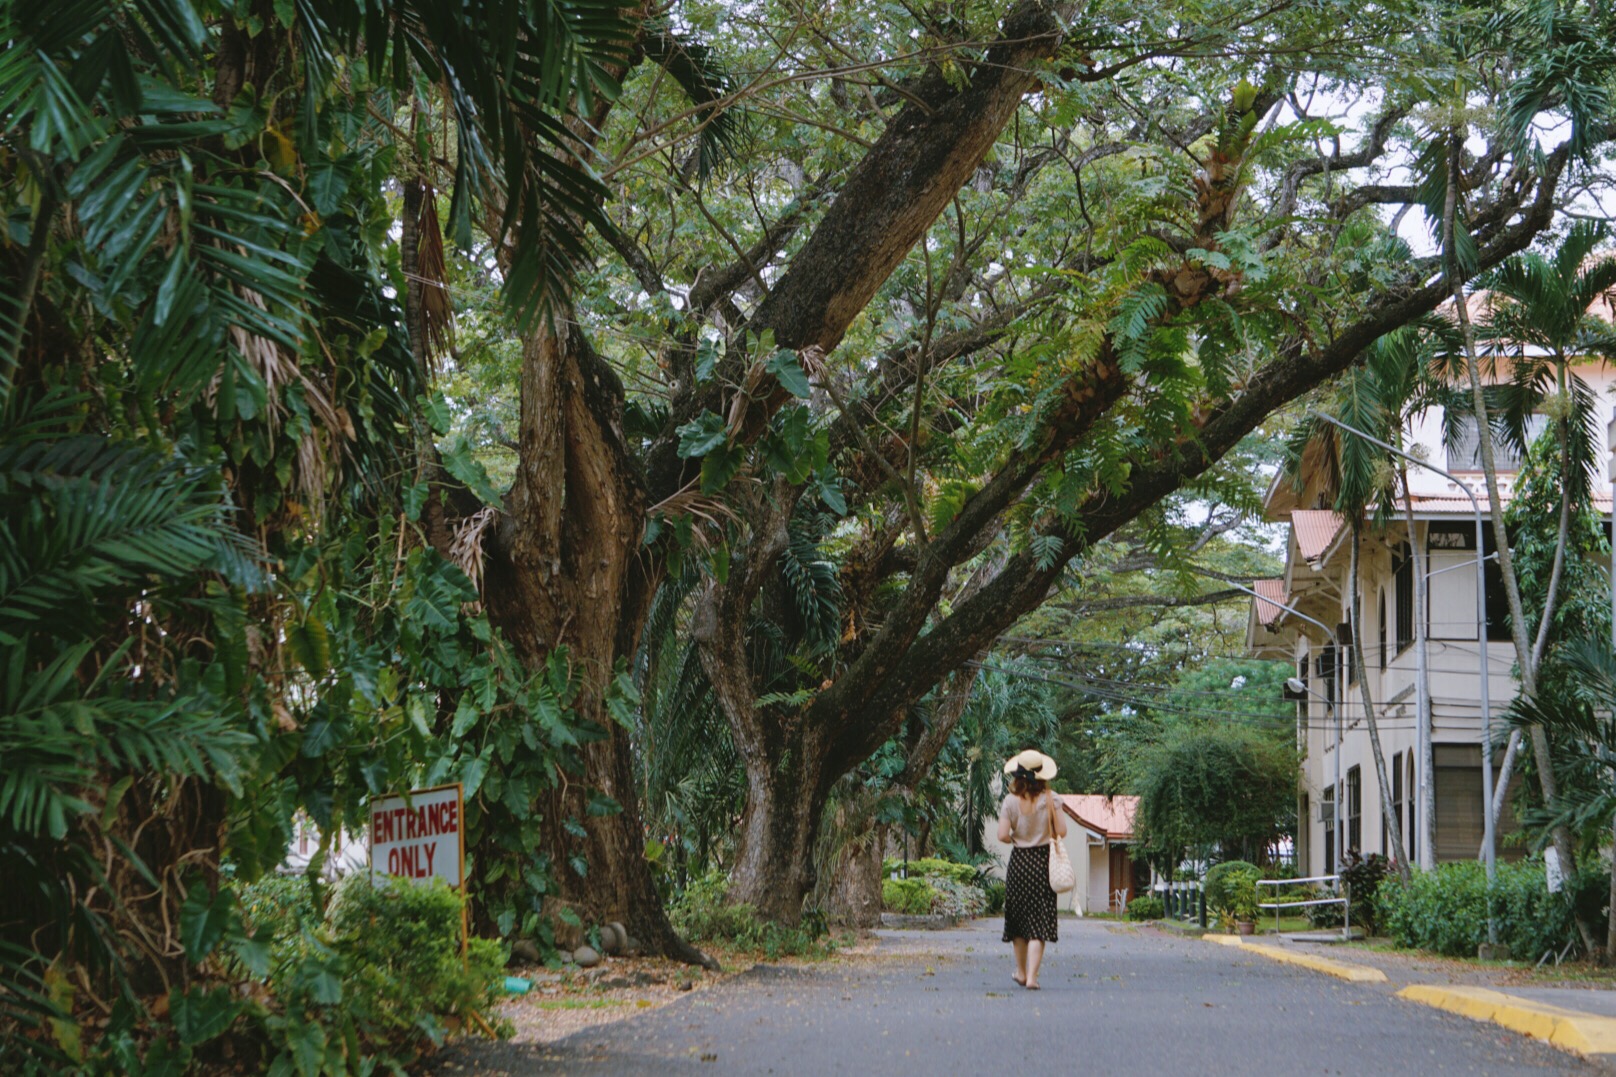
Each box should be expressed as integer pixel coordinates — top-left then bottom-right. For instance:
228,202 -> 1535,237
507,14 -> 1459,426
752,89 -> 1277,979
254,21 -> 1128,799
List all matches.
1398,985 -> 1616,1061
1202,932 -> 1616,1065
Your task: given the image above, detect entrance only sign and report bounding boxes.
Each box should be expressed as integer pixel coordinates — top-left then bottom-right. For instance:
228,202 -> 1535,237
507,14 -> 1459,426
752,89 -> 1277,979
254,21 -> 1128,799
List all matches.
369,783 -> 464,889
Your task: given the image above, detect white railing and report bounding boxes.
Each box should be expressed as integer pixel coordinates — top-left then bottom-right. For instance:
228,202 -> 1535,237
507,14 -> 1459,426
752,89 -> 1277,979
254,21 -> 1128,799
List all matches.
1256,873 -> 1350,940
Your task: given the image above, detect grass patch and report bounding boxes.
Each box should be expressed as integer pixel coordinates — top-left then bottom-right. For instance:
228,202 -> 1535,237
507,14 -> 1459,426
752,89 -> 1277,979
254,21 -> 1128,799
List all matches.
535,998 -> 634,1010
1254,915 -> 1312,934
694,928 -> 858,967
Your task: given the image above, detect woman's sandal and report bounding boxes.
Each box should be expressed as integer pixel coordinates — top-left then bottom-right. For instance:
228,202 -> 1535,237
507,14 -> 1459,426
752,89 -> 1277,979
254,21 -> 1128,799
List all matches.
1025,982 -> 1040,990
1011,974 -> 1026,986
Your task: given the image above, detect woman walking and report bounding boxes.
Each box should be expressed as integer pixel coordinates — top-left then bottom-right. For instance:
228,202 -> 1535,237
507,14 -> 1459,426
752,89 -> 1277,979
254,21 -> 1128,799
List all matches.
996,749 -> 1066,990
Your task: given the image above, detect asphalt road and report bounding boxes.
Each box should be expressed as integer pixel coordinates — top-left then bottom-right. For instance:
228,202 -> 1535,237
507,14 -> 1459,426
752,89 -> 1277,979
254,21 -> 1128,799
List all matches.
435,918 -> 1606,1075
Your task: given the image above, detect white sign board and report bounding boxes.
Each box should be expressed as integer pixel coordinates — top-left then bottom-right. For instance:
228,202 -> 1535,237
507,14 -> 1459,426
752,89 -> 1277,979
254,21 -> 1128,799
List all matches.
369,783 -> 464,888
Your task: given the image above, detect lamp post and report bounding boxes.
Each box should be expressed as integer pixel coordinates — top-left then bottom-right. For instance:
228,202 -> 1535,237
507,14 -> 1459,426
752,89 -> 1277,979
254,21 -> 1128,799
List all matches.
1218,577 -> 1345,876
1309,411 -> 1496,946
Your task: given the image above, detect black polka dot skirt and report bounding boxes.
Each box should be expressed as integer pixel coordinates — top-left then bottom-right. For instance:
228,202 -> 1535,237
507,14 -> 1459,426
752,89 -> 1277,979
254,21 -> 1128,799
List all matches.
1002,843 -> 1058,943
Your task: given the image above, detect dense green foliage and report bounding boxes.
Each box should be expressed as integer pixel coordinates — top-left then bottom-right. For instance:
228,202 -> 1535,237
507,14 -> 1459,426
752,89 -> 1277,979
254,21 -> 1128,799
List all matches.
240,876 -> 507,1071
1376,861 -> 1585,960
0,0 -> 627,1068
878,859 -> 993,917
1338,852 -> 1391,934
1132,723 -> 1298,866
8,0 -> 1616,1065
881,878 -> 940,916
1201,861 -> 1260,915
1126,895 -> 1165,921
668,873 -> 830,959
883,858 -> 980,887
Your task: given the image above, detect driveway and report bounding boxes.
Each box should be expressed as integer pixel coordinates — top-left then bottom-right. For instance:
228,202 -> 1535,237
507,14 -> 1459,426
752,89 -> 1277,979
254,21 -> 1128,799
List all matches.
433,917 -> 1604,1075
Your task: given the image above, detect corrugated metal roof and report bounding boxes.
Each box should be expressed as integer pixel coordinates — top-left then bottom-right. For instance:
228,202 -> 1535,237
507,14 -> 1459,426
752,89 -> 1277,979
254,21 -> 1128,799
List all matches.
1399,492 -> 1614,515
1252,578 -> 1288,627
1291,509 -> 1345,561
1060,794 -> 1138,841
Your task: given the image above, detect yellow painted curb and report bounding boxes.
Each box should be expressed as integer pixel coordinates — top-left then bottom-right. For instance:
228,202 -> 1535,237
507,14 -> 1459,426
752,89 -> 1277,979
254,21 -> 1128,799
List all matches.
1203,936 -> 1387,982
1397,985 -> 1616,1059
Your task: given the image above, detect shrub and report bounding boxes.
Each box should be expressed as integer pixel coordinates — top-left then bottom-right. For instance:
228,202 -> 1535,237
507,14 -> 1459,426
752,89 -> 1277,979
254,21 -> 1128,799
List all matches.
669,871 -> 828,958
925,875 -> 989,917
1377,860 -> 1578,960
239,874 -> 508,1071
882,857 -> 979,885
1339,851 -> 1389,933
882,877 -> 938,914
983,880 -> 1007,915
880,857 -> 992,916
1306,885 -> 1345,928
671,872 -> 765,943
1127,895 -> 1165,921
1203,860 -> 1260,913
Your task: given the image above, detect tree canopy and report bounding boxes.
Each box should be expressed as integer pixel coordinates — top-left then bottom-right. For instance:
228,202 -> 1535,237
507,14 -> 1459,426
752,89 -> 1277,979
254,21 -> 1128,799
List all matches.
7,0 -> 1616,1066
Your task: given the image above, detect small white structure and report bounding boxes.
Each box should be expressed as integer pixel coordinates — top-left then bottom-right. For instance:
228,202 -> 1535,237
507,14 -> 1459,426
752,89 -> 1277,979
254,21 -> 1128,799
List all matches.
983,794 -> 1150,914
279,812 -> 367,879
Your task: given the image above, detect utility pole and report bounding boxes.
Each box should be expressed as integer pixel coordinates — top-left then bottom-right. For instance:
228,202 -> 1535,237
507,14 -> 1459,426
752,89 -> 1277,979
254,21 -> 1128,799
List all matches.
1310,412 -> 1496,944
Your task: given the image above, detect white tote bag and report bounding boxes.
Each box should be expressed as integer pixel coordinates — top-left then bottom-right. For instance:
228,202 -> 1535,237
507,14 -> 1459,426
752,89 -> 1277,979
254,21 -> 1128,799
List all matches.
1046,797 -> 1076,893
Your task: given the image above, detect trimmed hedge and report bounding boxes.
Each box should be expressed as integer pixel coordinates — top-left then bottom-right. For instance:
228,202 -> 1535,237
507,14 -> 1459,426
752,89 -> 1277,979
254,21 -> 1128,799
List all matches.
1376,860 -> 1582,960
882,877 -> 938,914
1203,860 -> 1259,914
1127,895 -> 1165,921
882,857 -> 979,885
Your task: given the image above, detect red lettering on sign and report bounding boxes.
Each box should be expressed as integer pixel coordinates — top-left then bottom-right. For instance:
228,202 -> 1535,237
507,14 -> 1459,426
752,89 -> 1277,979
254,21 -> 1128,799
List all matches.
424,843 -> 436,876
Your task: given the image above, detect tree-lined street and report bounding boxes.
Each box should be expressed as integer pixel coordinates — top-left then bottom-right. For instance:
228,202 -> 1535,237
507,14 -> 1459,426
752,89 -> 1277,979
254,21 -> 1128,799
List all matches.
439,920 -> 1603,1075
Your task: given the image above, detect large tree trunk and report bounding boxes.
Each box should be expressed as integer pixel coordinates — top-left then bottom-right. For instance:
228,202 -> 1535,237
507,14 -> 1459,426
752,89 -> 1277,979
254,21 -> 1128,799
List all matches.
726,721 -> 836,922
483,318 -> 711,964
819,820 -> 887,928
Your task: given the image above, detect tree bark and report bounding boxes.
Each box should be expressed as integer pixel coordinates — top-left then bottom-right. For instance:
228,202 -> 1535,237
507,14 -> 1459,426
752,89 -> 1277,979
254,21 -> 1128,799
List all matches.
1443,132 -> 1589,951
483,318 -> 713,964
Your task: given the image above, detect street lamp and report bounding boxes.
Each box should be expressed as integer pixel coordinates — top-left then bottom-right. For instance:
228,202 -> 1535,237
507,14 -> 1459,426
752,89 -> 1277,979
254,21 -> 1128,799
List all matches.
1308,410 -> 1497,947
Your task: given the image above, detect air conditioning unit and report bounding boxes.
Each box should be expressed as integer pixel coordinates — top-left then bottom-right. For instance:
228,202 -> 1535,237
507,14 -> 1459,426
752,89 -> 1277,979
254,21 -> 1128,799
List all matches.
1317,802 -> 1336,823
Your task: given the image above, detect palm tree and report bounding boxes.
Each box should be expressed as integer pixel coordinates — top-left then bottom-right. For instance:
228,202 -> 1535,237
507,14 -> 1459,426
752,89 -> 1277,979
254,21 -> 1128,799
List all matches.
1454,226 -> 1616,831
2,0 -> 632,1062
1287,333 -> 1429,881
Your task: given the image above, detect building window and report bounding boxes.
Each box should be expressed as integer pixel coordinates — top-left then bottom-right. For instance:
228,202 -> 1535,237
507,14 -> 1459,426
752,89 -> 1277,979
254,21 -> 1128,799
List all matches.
1322,786 -> 1336,873
1449,413 -> 1546,472
1378,591 -> 1388,671
1388,751 -> 1404,858
1346,766 -> 1362,854
1426,524 -> 1512,641
1405,752 -> 1416,866
1316,647 -> 1337,707
1394,543 -> 1414,654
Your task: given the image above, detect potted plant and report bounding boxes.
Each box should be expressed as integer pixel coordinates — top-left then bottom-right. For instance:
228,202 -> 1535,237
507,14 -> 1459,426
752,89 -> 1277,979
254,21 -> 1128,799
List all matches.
1230,869 -> 1261,936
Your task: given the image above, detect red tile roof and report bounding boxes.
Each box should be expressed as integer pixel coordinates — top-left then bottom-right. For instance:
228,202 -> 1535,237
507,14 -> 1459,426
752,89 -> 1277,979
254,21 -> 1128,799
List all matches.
1399,492 -> 1613,514
1252,578 -> 1288,627
1060,794 -> 1138,841
1291,509 -> 1345,561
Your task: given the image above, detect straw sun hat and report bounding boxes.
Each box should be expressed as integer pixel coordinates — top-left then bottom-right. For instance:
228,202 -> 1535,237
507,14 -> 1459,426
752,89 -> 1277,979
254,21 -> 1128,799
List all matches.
1002,748 -> 1058,782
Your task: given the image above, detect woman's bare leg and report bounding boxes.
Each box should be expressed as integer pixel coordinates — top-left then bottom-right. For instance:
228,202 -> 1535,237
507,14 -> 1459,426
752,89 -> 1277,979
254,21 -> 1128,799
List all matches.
1012,938 -> 1028,984
1025,940 -> 1045,988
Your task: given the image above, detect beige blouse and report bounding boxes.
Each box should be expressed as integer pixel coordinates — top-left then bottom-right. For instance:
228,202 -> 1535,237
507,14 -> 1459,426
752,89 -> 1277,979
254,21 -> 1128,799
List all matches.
996,791 -> 1068,848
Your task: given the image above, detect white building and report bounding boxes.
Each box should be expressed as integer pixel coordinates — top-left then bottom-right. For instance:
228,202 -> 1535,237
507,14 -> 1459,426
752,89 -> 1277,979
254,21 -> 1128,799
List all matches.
982,794 -> 1151,914
1248,362 -> 1616,876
